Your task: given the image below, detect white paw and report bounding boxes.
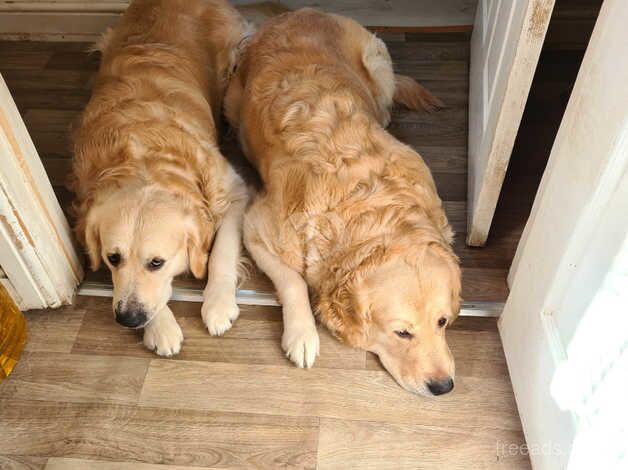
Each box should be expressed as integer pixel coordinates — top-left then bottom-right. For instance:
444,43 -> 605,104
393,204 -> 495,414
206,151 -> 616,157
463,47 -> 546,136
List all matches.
202,290 -> 240,336
143,317 -> 183,357
282,323 -> 320,368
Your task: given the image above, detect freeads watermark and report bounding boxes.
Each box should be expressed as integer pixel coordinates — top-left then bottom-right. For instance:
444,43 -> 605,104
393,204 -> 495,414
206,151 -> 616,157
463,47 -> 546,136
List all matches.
496,440 -> 563,457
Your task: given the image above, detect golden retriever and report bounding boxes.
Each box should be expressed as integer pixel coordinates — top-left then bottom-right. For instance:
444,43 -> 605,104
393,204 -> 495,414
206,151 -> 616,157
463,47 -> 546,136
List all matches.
72,0 -> 250,356
225,9 -> 461,396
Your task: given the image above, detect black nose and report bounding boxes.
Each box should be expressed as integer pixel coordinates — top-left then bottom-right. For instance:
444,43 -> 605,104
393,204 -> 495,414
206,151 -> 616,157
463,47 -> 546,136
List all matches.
427,377 -> 454,396
115,301 -> 147,328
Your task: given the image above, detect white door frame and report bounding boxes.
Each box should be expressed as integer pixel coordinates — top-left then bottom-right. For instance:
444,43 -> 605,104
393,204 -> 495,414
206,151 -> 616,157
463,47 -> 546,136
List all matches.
0,74 -> 83,310
467,0 -> 555,246
499,0 -> 628,467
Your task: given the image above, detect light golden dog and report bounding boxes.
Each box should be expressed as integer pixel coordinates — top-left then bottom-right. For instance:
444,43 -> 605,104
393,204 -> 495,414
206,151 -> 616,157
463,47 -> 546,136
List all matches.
226,9 -> 461,396
72,0 -> 250,355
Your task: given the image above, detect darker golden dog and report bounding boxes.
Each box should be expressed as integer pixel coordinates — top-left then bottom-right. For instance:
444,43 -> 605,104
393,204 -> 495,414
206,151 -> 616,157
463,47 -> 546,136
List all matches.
226,9 -> 461,396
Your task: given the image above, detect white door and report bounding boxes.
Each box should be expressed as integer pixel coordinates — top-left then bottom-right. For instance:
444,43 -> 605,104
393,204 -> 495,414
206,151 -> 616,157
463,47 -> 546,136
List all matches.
467,0 -> 555,246
0,74 -> 83,309
500,1 -> 628,467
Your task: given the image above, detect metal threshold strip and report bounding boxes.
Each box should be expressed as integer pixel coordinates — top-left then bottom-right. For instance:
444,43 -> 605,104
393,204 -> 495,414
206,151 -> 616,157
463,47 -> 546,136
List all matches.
77,281 -> 504,317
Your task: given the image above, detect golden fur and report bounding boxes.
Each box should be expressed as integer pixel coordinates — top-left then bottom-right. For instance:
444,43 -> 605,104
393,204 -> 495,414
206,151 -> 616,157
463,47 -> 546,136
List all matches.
72,0 -> 249,354
226,9 -> 461,395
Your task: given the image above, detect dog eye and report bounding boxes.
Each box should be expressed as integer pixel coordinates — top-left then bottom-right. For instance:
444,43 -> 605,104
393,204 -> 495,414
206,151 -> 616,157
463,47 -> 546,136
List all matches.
395,330 -> 413,339
148,258 -> 165,271
438,317 -> 448,328
107,253 -> 121,267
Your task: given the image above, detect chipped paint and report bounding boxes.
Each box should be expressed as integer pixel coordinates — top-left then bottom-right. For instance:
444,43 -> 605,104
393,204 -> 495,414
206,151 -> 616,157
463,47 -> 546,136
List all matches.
0,214 -> 22,250
0,81 -> 82,282
528,0 -> 553,39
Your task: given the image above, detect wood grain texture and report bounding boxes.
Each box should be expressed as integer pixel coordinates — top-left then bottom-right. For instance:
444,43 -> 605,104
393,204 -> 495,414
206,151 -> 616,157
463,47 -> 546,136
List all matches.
22,299 -> 86,353
0,400 -> 318,470
317,418 -> 530,470
0,455 -> 47,470
0,352 -> 149,405
45,458 -> 220,470
139,359 -> 522,432
0,292 -> 528,468
71,299 -> 366,369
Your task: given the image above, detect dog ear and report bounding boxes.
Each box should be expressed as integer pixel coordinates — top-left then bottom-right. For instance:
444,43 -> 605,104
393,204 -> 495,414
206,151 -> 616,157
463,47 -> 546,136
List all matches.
188,239 -> 209,280
428,242 -> 462,316
318,274 -> 370,348
187,214 -> 210,280
84,210 -> 102,271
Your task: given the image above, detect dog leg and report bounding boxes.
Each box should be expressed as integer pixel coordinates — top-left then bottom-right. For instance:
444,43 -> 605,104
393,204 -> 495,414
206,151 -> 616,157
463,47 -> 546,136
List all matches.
243,219 -> 320,368
202,193 -> 248,336
143,305 -> 183,357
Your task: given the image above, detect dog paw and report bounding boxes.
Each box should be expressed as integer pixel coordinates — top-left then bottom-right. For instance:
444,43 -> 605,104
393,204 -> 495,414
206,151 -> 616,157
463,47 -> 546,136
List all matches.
143,317 -> 183,357
202,290 -> 240,336
282,324 -> 320,368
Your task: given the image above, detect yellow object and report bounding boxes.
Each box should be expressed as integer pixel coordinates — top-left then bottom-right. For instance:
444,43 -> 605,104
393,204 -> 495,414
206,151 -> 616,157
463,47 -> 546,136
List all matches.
0,283 -> 27,381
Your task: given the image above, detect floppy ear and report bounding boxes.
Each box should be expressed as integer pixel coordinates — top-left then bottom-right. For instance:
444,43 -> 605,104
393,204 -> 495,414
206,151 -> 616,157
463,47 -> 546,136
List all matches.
188,239 -> 209,280
186,215 -> 210,280
84,210 -> 102,271
318,274 -> 370,348
428,242 -> 462,316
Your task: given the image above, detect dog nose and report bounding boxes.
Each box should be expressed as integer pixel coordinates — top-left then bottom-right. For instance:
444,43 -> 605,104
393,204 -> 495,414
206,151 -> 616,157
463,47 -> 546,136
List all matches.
427,377 -> 454,396
115,301 -> 147,328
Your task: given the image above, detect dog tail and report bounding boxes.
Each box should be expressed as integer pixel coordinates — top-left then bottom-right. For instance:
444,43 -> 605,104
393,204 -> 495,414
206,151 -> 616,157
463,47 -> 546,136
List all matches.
393,74 -> 444,112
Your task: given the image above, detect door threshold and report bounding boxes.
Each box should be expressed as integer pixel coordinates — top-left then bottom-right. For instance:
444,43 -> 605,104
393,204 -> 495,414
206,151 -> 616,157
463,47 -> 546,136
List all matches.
77,281 -> 503,317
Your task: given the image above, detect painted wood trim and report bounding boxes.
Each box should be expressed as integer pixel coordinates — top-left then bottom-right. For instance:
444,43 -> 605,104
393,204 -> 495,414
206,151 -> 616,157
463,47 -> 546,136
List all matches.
499,1 -> 628,466
0,0 -> 476,41
0,74 -> 83,309
467,0 -> 555,246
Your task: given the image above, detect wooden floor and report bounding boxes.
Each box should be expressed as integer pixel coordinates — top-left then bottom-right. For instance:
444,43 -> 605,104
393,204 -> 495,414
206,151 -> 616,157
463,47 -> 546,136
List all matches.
0,295 -> 530,469
0,33 -> 514,304
0,3 -> 602,465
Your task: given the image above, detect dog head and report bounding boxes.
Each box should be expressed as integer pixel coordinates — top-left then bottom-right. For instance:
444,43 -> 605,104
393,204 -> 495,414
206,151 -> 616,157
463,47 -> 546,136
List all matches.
81,184 -> 211,328
321,242 -> 461,397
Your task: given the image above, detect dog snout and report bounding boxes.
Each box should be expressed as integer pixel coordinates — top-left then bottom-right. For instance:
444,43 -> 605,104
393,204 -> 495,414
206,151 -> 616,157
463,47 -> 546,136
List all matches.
115,300 -> 147,328
426,377 -> 454,396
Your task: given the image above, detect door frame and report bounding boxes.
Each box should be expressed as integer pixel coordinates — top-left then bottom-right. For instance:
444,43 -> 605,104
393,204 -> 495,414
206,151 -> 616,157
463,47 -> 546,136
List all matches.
499,0 -> 628,466
467,0 -> 555,246
0,74 -> 83,310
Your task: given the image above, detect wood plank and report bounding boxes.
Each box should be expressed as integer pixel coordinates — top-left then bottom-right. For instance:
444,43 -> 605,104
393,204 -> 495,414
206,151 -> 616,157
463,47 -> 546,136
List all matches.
1,69 -> 93,91
413,145 -> 466,174
0,351 -> 149,405
22,303 -> 85,354
45,458 -> 219,470
390,60 -> 468,81
317,418 -> 530,469
71,298 -> 366,370
0,399 -> 318,470
0,49 -> 51,70
389,107 -> 467,147
11,89 -> 91,112
139,359 -> 523,431
387,40 -> 469,61
0,455 -> 47,470
461,267 -> 509,302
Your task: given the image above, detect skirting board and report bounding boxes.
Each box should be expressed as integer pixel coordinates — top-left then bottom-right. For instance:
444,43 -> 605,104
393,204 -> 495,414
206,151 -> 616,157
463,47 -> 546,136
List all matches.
77,281 -> 503,317
0,0 -> 475,41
